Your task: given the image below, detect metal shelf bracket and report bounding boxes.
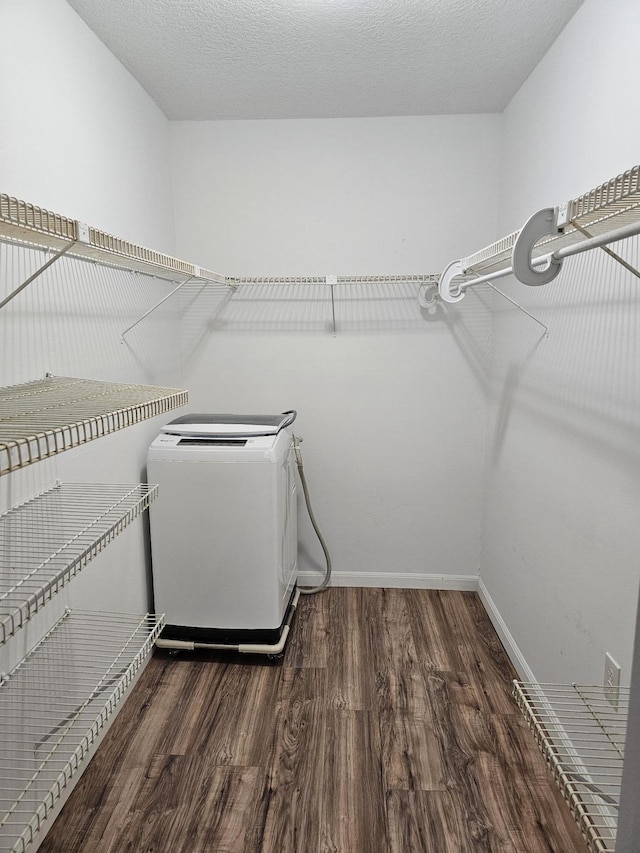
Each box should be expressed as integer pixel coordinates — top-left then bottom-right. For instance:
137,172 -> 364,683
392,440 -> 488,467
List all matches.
484,280 -> 549,337
433,259 -> 549,333
121,273 -> 196,340
573,221 -> 640,281
0,240 -> 76,311
326,275 -> 338,335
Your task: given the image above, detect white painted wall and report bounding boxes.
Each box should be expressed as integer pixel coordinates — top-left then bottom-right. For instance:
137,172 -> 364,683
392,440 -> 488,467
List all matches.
481,0 -> 640,686
0,0 -> 182,672
0,0 -> 175,248
171,116 -> 502,585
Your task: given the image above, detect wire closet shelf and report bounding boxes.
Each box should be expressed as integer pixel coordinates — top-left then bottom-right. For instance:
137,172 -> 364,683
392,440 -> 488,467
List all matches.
0,193 -> 439,293
0,194 -> 224,286
0,483 -> 158,646
0,609 -> 163,853
0,376 -> 188,476
513,681 -> 629,853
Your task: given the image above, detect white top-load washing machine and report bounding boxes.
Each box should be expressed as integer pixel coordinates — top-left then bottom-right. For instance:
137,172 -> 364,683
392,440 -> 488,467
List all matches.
147,412 -> 298,650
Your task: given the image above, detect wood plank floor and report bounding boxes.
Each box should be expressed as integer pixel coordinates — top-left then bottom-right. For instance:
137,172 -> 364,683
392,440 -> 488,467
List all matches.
38,589 -> 588,852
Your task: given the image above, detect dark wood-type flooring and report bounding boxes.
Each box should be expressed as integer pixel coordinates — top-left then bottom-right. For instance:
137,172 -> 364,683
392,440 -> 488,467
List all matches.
39,589 -> 588,852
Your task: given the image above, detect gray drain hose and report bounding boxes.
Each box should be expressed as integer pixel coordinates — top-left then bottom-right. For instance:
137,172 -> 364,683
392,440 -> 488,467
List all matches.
293,435 -> 332,594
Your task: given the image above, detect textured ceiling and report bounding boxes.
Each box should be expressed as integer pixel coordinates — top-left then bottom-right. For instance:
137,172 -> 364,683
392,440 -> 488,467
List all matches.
67,0 -> 584,121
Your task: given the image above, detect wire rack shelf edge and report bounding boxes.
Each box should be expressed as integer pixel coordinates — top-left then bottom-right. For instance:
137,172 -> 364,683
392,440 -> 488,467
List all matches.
0,194 -> 224,286
0,609 -> 164,853
0,482 -> 158,646
0,376 -> 188,476
513,680 -> 629,853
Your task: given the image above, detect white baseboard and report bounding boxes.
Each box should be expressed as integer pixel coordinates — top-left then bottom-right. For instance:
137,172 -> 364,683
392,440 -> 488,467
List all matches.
476,577 -> 536,682
297,570 -> 479,591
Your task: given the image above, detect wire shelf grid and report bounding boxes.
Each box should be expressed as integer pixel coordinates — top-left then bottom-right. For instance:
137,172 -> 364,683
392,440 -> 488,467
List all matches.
513,680 -> 630,853
0,609 -> 163,853
0,483 -> 158,645
0,376 -> 187,475
225,274 -> 440,286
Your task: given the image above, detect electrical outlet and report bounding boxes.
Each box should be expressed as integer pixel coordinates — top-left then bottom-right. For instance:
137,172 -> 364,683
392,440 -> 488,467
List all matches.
604,652 -> 621,711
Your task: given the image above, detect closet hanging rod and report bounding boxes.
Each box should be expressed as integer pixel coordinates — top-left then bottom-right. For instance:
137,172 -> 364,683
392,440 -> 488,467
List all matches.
462,164 -> 640,276
439,215 -> 640,302
436,163 -> 640,303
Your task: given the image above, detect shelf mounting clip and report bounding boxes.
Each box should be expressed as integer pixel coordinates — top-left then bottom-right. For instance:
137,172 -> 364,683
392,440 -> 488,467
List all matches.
437,260 -> 466,304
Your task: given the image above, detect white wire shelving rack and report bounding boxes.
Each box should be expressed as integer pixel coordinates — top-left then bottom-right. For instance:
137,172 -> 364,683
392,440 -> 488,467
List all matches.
3,168 -> 640,330
0,609 -> 163,853
0,483 -> 158,646
513,681 -> 629,853
121,274 -> 440,339
0,375 -> 188,476
0,371 -> 184,850
0,189 -> 442,334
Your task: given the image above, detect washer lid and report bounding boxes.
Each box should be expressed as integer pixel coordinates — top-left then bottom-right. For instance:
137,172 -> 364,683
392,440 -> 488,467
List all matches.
161,412 -> 296,437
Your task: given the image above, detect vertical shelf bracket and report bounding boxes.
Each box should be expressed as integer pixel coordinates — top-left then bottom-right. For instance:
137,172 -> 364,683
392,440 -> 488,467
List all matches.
326,275 -> 338,335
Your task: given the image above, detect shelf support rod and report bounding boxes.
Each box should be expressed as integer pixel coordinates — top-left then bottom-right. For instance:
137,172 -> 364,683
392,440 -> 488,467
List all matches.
483,280 -> 549,337
121,275 -> 196,340
330,285 -> 337,336
572,222 -> 640,281
0,240 -> 76,311
325,275 -> 338,335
